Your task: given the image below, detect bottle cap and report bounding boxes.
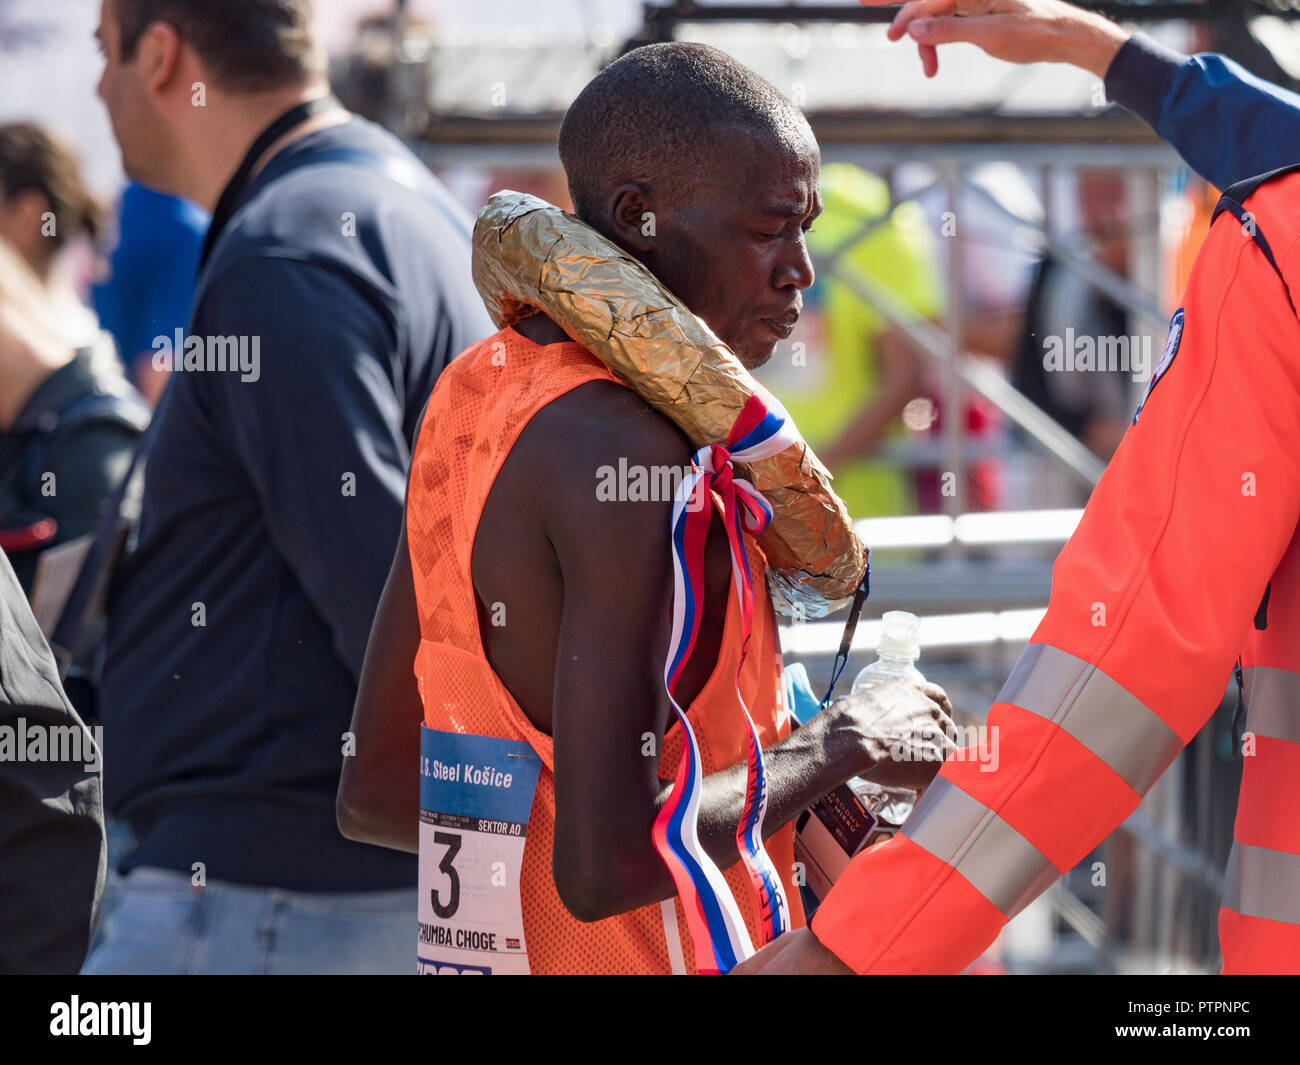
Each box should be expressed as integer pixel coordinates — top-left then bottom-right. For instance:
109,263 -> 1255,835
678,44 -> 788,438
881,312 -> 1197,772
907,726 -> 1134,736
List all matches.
877,610 -> 921,661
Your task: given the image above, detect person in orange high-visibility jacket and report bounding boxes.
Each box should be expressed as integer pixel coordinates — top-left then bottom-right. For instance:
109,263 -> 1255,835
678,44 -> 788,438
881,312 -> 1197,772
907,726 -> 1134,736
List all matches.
737,164 -> 1300,976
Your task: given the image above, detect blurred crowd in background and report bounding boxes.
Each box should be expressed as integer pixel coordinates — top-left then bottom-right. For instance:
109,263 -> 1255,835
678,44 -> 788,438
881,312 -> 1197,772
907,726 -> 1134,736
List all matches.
0,0 -> 1245,525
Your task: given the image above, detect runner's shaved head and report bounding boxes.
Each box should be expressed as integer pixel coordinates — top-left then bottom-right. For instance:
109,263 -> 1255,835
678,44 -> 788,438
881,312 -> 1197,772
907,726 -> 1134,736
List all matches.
555,42 -> 820,367
559,42 -> 812,227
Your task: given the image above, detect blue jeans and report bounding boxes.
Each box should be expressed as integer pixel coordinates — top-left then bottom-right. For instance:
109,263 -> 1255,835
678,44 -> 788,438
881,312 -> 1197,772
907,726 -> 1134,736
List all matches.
83,865 -> 418,975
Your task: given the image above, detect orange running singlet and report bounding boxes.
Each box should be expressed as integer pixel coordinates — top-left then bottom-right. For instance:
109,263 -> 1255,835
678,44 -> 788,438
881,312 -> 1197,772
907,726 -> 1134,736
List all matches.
406,326 -> 805,974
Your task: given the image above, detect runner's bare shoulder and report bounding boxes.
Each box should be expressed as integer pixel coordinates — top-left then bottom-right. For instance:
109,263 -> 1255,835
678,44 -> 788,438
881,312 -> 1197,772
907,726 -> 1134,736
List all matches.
509,381 -> 695,512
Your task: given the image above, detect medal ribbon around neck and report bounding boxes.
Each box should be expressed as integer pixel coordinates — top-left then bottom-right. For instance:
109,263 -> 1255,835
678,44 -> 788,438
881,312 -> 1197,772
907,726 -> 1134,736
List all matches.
651,389 -> 798,974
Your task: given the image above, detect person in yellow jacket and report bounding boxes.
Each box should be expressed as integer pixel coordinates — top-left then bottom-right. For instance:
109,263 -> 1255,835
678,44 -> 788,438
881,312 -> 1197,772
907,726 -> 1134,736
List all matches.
757,162 -> 942,521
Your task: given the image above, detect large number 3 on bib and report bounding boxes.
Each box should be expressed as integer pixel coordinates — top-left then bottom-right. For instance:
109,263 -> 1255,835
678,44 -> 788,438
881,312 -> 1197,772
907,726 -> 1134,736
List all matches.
417,728 -> 542,975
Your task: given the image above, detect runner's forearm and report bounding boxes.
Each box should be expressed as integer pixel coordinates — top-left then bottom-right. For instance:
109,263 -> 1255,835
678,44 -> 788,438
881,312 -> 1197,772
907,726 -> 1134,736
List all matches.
576,706 -> 867,919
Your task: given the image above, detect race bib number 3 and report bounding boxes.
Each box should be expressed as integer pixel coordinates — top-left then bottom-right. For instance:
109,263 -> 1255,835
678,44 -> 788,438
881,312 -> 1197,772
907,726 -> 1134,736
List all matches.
417,728 -> 542,975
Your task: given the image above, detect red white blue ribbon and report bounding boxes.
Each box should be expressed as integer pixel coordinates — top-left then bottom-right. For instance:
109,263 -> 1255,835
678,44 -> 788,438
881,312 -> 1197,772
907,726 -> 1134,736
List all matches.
651,387 -> 799,974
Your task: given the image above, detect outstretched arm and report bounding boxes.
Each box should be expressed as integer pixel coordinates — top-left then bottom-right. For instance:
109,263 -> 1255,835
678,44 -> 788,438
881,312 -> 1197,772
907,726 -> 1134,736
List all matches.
881,0 -> 1126,79
862,0 -> 1300,190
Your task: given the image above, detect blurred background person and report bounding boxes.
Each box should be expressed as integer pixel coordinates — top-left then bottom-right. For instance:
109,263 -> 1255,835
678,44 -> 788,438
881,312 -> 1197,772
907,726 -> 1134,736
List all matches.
83,0 -> 491,975
0,224 -> 145,602
1016,169 -> 1138,461
900,161 -> 1046,515
756,162 -> 942,521
0,121 -> 148,728
0,233 -> 112,975
1009,169 -> 1138,507
92,181 -> 207,405
0,122 -> 106,351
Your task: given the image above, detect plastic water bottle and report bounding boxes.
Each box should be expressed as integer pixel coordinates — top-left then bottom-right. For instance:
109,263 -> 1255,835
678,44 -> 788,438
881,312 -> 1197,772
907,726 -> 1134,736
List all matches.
847,611 -> 925,826
851,610 -> 925,693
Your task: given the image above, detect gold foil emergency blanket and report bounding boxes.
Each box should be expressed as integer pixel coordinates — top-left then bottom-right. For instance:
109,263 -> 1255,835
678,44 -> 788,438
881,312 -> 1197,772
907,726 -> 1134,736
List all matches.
471,190 -> 868,617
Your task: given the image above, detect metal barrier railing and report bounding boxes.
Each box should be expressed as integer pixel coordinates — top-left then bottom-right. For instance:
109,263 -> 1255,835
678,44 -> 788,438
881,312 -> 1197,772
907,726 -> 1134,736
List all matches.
813,159 -> 1177,496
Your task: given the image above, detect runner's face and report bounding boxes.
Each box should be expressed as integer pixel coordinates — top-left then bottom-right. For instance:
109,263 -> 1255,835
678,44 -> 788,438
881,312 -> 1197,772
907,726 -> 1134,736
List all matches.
648,126 -> 820,370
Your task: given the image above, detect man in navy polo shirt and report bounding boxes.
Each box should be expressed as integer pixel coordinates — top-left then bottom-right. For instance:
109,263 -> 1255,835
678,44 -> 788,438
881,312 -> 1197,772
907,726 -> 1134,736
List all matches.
85,0 -> 491,974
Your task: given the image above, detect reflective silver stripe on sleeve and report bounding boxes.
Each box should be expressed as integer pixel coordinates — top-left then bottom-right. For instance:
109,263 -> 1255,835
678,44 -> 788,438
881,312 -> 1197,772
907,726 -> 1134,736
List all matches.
1222,841 -> 1300,926
902,777 -> 1061,919
995,643 -> 1184,794
1242,666 -> 1300,746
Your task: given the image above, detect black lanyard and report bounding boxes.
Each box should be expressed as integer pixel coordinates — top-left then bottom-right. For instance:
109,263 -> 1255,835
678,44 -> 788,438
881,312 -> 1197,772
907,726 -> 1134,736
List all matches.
200,95 -> 341,267
818,563 -> 872,710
